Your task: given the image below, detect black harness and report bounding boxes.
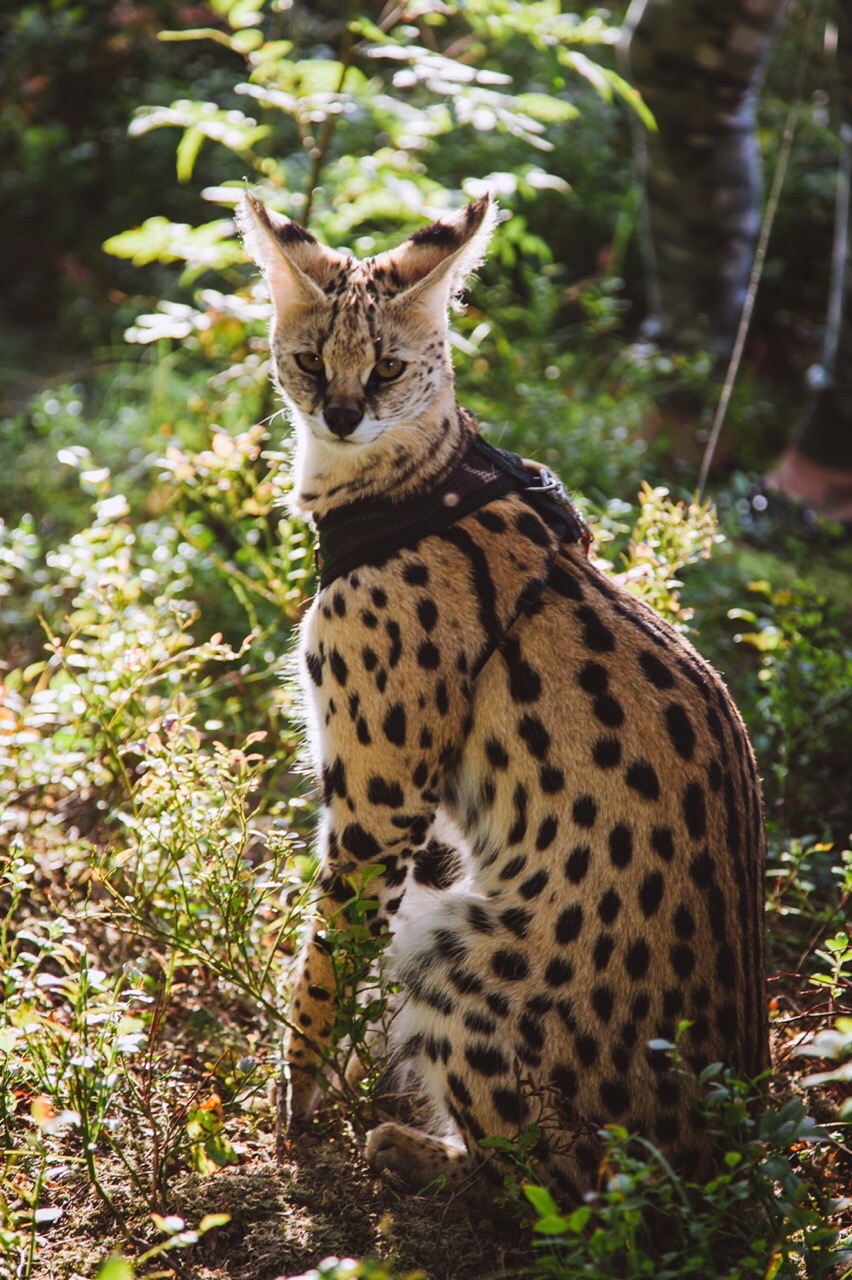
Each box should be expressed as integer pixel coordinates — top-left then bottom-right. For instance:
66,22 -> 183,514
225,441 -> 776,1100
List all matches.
314,433 -> 590,591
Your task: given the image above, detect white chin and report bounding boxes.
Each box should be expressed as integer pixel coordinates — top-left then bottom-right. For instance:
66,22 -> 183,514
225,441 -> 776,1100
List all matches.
308,420 -> 384,448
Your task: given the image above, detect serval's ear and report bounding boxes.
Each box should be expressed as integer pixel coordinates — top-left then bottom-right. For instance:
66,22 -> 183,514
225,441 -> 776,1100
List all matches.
383,195 -> 497,318
237,194 -> 343,311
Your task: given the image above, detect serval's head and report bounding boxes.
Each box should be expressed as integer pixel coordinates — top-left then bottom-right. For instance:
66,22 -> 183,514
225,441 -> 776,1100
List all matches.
238,194 -> 497,513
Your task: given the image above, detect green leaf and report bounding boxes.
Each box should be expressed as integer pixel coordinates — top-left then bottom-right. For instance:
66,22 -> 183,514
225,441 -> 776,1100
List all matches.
534,1214 -> 570,1235
514,93 -> 579,124
198,1213 -> 232,1233
96,1257 -> 135,1280
176,127 -> 204,183
226,0 -> 265,29
523,1182 -> 560,1217
231,28 -> 264,53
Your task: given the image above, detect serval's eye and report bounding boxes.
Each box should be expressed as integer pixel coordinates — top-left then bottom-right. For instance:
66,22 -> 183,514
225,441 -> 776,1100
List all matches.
374,357 -> 406,381
295,352 -> 324,375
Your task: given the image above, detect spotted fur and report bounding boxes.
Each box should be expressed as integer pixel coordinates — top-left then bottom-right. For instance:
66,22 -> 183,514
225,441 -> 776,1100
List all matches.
239,193 -> 768,1195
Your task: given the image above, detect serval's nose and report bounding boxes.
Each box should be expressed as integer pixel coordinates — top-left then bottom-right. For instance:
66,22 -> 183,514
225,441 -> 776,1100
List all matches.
324,403 -> 364,439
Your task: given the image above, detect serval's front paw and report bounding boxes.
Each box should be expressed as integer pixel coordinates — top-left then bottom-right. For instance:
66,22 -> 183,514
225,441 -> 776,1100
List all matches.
366,1121 -> 470,1192
284,1062 -> 323,1127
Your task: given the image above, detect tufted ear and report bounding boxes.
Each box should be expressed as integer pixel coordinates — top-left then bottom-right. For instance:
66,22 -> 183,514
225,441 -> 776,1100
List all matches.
237,194 -> 343,312
382,195 -> 498,317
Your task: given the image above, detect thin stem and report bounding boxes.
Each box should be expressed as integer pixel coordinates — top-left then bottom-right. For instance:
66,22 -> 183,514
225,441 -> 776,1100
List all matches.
301,2 -> 362,226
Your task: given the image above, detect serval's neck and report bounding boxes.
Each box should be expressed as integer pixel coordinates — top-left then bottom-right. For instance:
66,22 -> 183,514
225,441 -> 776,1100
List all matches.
292,397 -> 478,518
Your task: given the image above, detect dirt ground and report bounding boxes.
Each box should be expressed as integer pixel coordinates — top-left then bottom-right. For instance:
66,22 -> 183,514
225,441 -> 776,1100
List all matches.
33,1112 -> 534,1280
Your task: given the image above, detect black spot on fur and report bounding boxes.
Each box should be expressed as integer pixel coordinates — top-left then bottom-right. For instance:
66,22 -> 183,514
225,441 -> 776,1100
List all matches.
476,508 -> 506,533
492,950 -> 529,981
639,872 -> 665,916
576,605 -> 616,653
639,650 -> 675,689
609,823 -> 633,868
486,738 -> 509,769
550,564 -> 584,600
592,985 -> 614,1021
555,904 -> 583,944
508,785 -> 530,845
492,1087 -> 524,1125
593,934 -> 614,970
417,598 -> 438,631
414,840 -> 461,889
536,815 -> 559,850
518,714 -> 550,759
464,1042 -> 509,1078
670,943 -> 696,979
447,1072 -> 473,1107
651,827 -> 675,862
342,823 -> 381,861
403,562 -> 429,586
551,1063 -> 578,1099
600,1078 -> 631,1116
519,869 -> 549,899
674,905 -> 696,939
689,849 -> 715,888
598,888 -> 621,924
593,695 -> 625,728
500,906 -> 532,939
632,992 -> 651,1021
367,776 -> 404,808
464,1010 -> 497,1036
329,648 -> 348,686
499,853 -> 527,880
626,760 -> 660,801
385,620 -> 402,667
417,640 -> 441,670
487,991 -> 510,1018
449,968 -> 483,996
502,635 -> 542,704
540,765 -> 565,794
665,703 -> 696,760
564,844 -> 591,883
592,736 -> 622,769
382,703 -> 406,746
572,795 -> 597,828
468,902 -> 496,933
518,1013 -> 545,1050
625,938 -> 650,980
322,755 -> 347,802
576,1034 -> 598,1066
516,510 -> 551,547
545,957 -> 574,986
577,661 -> 608,694
683,782 -> 707,839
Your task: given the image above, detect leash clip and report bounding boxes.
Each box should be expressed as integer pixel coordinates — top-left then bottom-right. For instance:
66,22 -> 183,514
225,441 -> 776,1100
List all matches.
525,465 -> 571,506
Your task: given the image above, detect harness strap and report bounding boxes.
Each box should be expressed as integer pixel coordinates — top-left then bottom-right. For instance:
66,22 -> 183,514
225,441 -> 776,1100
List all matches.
315,433 -> 590,590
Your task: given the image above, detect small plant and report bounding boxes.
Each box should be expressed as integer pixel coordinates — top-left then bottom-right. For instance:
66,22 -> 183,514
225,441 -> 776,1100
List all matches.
610,482 -> 722,629
795,1017 -> 852,1124
729,580 -> 852,836
517,1076 -> 845,1279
